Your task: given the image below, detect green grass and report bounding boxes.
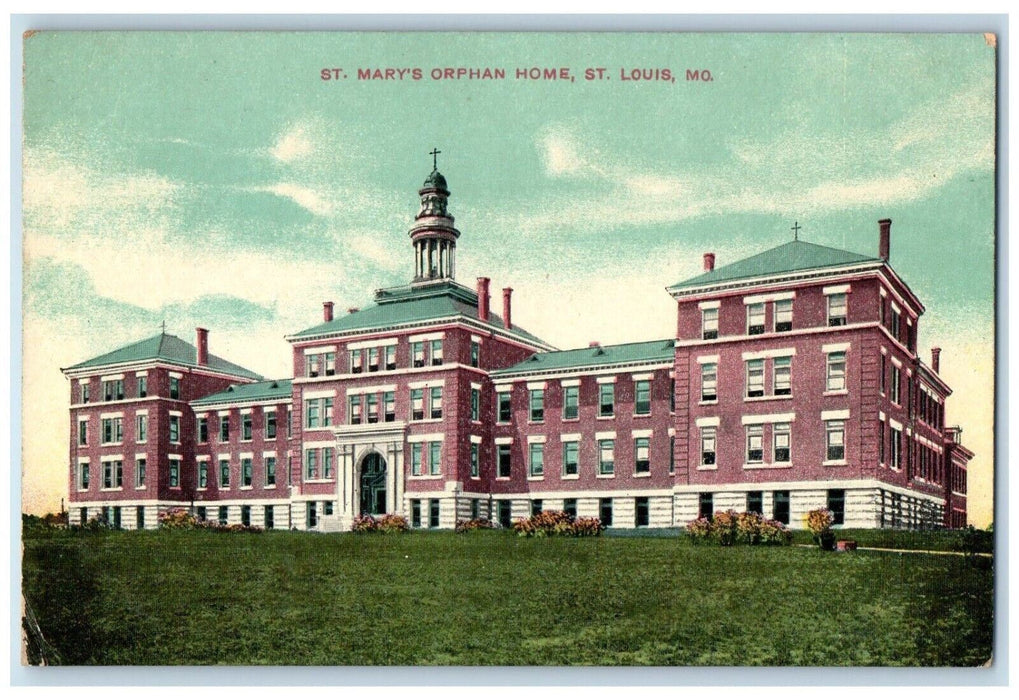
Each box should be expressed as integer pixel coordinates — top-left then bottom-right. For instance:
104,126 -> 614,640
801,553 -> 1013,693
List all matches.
22,529 -> 993,666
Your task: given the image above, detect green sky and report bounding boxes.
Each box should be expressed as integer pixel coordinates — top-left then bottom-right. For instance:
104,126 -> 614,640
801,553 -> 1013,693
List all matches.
21,32 -> 996,524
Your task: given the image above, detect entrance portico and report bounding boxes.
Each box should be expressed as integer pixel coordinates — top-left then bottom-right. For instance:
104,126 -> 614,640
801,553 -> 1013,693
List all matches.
331,422 -> 406,530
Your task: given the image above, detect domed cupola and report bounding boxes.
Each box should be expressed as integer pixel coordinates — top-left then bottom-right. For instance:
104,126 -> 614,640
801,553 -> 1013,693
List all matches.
410,149 -> 461,282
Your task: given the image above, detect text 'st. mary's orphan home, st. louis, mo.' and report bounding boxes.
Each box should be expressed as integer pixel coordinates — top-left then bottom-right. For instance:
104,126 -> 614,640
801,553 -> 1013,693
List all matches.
61,159 -> 973,532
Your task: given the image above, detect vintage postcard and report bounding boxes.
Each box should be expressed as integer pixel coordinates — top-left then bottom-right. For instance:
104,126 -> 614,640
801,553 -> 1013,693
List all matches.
19,30 -> 996,667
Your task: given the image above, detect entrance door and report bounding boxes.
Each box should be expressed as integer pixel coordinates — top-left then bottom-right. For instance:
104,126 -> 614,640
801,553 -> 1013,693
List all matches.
360,453 -> 388,516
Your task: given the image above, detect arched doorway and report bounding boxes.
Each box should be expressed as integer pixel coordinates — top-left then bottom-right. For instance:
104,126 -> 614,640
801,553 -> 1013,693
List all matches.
359,452 -> 388,516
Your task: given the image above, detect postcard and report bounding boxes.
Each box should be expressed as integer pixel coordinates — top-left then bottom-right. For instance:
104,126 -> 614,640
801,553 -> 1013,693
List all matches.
19,30 -> 996,667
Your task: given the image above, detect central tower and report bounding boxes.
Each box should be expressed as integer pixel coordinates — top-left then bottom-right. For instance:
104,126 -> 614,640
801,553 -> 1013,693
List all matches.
410,151 -> 460,282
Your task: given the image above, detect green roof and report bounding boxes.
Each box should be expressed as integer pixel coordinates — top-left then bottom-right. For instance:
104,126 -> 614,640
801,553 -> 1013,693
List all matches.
492,338 -> 675,376
289,280 -> 550,347
669,240 -> 881,291
191,379 -> 293,406
63,333 -> 263,381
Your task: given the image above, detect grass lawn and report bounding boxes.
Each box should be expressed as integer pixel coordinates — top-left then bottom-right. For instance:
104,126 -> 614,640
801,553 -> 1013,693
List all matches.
22,528 -> 992,666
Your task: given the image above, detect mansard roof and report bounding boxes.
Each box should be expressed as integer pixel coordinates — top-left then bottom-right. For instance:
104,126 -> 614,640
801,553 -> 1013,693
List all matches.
191,378 -> 293,407
288,280 -> 552,348
62,332 -> 263,381
669,240 -> 882,292
491,338 -> 675,377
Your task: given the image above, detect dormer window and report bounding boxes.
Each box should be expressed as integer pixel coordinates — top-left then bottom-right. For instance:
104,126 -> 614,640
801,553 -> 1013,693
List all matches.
702,307 -> 719,340
747,303 -> 765,335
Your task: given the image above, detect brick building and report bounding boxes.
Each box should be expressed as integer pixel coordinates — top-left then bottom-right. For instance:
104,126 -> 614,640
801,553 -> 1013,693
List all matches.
62,163 -> 972,530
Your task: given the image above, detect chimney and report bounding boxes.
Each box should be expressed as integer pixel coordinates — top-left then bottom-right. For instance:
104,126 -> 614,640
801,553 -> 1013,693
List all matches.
323,301 -> 334,322
931,347 -> 941,374
196,327 -> 209,367
476,277 -> 491,322
879,218 -> 892,261
589,341 -> 601,348
703,253 -> 716,272
347,307 -> 359,314
502,287 -> 513,329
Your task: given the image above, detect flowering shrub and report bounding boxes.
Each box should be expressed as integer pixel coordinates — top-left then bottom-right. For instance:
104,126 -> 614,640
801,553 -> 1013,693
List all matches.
686,511 -> 790,546
711,510 -> 739,546
686,517 -> 713,543
512,510 -> 603,537
158,508 -> 199,530
455,518 -> 496,533
736,511 -> 764,545
757,518 -> 792,546
806,508 -> 834,536
351,514 -> 409,534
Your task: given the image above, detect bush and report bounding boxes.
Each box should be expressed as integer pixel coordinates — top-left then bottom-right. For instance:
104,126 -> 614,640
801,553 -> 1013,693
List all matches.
512,510 -> 603,537
455,518 -> 496,533
158,508 -> 199,530
685,517 -> 713,543
757,518 -> 793,546
352,514 -> 409,534
712,510 -> 739,546
736,511 -> 764,545
686,511 -> 791,546
805,508 -> 834,536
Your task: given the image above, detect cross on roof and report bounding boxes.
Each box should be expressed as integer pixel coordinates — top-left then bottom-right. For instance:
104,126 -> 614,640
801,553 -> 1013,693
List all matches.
791,221 -> 802,241
429,148 -> 441,170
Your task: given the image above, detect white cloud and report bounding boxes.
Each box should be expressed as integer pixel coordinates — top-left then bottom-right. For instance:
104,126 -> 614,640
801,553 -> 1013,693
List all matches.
256,182 -> 334,216
270,124 -> 314,163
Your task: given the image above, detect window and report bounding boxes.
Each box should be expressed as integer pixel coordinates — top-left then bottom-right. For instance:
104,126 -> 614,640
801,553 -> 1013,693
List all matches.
198,460 -> 208,488
219,415 -> 229,441
599,383 -> 615,417
168,459 -> 180,488
528,443 -> 544,478
827,293 -> 847,327
81,383 -> 90,404
350,349 -> 363,374
599,498 -> 614,526
307,354 -> 321,378
307,502 -> 317,528
826,352 -> 847,392
635,497 -> 650,527
367,347 -> 379,372
498,501 -> 512,528
773,491 -> 790,525
430,339 -> 443,366
890,426 -> 902,469
198,416 -> 208,443
775,299 -> 793,332
531,500 -> 542,516
746,359 -> 765,398
635,380 -> 651,415
701,363 -> 717,402
102,460 -> 121,489
305,449 -> 318,480
879,421 -> 886,463
880,355 -> 887,394
78,463 -> 90,490
219,459 -> 230,488
470,443 -> 479,478
891,309 -> 901,340
429,499 -> 440,528
747,491 -> 763,514
471,388 -> 481,421
266,457 -> 276,486
384,346 -> 396,371
564,498 -> 577,519
429,442 -> 441,476
103,379 -> 124,401
429,387 -> 442,419
219,506 -> 229,526
366,394 -> 378,423
698,493 -> 713,520
497,444 -> 511,478
169,415 -> 180,443
746,425 -> 764,464
241,506 -> 251,527
78,419 -> 88,446
669,435 -> 675,474
265,411 -> 277,439
529,388 -> 544,422
471,499 -> 480,520
826,420 -> 846,462
563,386 -> 579,419
702,307 -> 718,340
497,391 -> 512,422
135,458 -> 146,487
242,414 -> 253,440
323,448 -> 334,479
137,376 -> 147,398
136,506 -> 145,529
773,357 -> 792,396
700,427 -> 716,466
169,376 -> 181,400
411,443 -> 423,476
264,506 -> 274,529
747,303 -> 765,335
470,341 -> 480,368
890,365 -> 901,404
101,417 -> 123,444
325,352 -> 337,376
383,392 -> 396,422
598,439 -> 615,476
242,458 -> 252,487
827,489 -> 846,525
563,441 -> 579,477
306,399 -> 321,428
412,342 -> 425,368
773,423 -> 791,463
349,395 -> 362,424
411,500 -> 421,527
323,398 -> 334,427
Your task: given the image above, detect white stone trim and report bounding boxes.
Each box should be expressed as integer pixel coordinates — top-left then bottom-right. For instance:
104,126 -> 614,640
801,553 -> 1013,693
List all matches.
742,348 -> 796,361
595,431 -> 616,440
822,342 -> 850,353
217,453 -> 231,461
698,300 -> 720,309
495,437 -> 513,445
134,408 -> 148,416
470,382 -> 482,391
217,409 -> 231,417
560,378 -> 581,387
632,429 -> 653,439
822,409 -> 850,420
742,412 -> 795,425
526,381 -> 547,390
696,355 -> 719,365
889,418 -> 904,431
168,410 -> 183,417
134,370 -> 148,377
239,452 -> 254,460
167,453 -> 183,461
346,338 -> 397,351
823,284 -> 850,295
879,411 -> 886,420
346,384 -> 397,396
494,382 -> 513,391
596,376 -> 616,384
408,331 -> 445,342
303,389 -> 338,400
407,433 -> 444,443
240,408 -> 253,415
743,290 -> 795,305
303,345 -> 336,355
469,435 -> 482,445
559,433 -> 581,442
695,416 -> 720,428
891,356 -> 903,368
196,455 -> 210,462
262,450 -> 277,458
303,440 -> 336,449
631,372 -> 654,381
408,378 -> 445,390
99,411 -> 124,419
100,373 -> 125,381
527,435 -> 547,444
168,371 -> 183,379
